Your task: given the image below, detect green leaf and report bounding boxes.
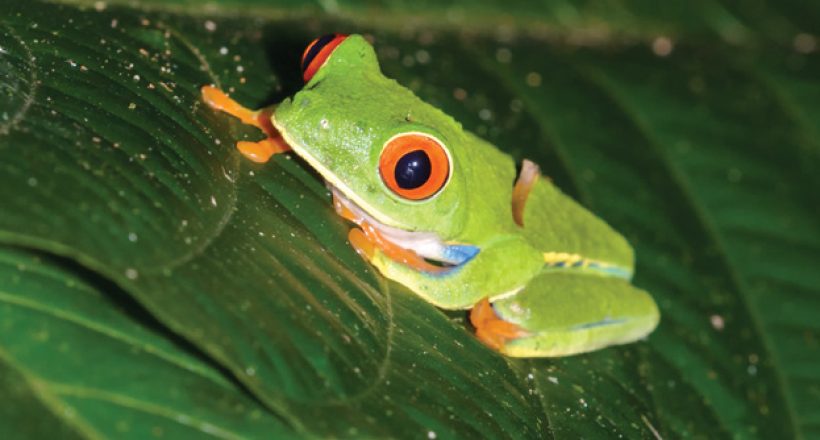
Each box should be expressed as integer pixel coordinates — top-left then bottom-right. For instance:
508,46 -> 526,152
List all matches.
1,0 -> 818,438
0,246 -> 292,438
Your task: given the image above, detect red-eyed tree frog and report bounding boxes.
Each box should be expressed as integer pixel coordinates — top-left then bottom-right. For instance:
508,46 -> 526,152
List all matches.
201,34 -> 659,357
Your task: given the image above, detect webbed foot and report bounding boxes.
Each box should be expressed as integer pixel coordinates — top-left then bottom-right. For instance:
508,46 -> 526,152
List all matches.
201,85 -> 291,163
470,298 -> 529,351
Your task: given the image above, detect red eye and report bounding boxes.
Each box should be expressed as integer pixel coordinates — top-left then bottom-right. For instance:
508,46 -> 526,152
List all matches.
301,34 -> 348,83
379,133 -> 450,200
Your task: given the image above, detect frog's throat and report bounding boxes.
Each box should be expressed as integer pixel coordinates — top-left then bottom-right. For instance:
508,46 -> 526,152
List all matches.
331,186 -> 478,267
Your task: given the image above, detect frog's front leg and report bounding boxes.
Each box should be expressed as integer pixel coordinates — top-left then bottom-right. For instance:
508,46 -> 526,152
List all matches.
349,226 -> 543,349
201,85 -> 291,163
343,215 -> 544,309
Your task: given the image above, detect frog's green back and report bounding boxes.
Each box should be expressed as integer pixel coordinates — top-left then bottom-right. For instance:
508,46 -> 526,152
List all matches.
520,176 -> 635,278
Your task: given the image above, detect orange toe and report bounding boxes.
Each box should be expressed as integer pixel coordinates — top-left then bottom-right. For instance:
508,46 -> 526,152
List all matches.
470,297 -> 529,351
475,328 -> 505,351
236,137 -> 291,164
237,140 -> 275,163
470,297 -> 495,328
348,228 -> 376,261
201,85 -> 260,127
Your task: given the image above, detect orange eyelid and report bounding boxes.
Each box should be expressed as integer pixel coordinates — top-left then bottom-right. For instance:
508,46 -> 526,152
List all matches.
302,35 -> 347,83
379,133 -> 450,200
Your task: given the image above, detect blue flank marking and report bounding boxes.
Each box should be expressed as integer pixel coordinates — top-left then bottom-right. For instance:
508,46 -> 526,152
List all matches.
545,259 -> 633,280
591,265 -> 633,279
423,244 -> 480,278
570,317 -> 628,330
442,244 -> 480,265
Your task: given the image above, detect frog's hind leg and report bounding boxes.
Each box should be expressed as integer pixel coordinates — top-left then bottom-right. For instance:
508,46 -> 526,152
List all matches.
485,272 -> 659,357
201,85 -> 291,163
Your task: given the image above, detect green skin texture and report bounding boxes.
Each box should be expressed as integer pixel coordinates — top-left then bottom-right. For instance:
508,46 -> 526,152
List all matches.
273,35 -> 659,357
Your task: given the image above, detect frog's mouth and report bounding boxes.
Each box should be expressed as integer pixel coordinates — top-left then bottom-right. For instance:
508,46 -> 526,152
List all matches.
329,186 -> 479,270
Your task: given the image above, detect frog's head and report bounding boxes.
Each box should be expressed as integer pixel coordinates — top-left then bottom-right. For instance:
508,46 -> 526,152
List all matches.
273,34 -> 471,244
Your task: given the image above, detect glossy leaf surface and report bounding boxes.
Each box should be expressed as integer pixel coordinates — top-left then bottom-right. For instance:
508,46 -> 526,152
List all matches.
1,0 -> 818,438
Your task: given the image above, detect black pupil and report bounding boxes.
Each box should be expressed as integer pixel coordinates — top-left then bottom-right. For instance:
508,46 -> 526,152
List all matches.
394,150 -> 432,190
302,34 -> 336,73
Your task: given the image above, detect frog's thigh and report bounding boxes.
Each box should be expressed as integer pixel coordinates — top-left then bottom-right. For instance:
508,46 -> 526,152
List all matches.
493,272 -> 659,357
